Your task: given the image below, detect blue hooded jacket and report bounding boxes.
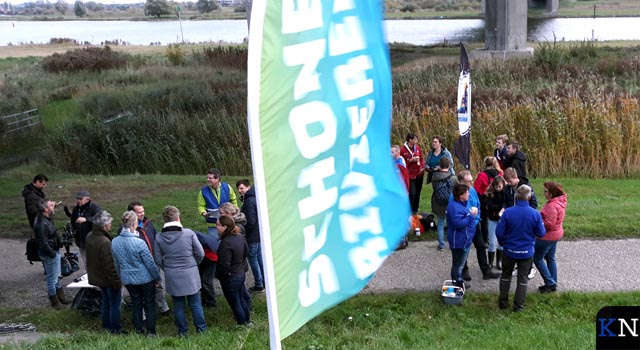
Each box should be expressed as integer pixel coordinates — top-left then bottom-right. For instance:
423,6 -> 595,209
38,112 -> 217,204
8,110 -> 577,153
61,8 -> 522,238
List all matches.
496,200 -> 546,259
450,187 -> 481,226
446,199 -> 476,249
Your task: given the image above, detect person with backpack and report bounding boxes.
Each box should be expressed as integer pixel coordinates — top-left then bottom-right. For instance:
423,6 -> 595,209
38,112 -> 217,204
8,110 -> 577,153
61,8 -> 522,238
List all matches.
431,157 -> 457,251
425,136 -> 455,184
474,157 -> 502,249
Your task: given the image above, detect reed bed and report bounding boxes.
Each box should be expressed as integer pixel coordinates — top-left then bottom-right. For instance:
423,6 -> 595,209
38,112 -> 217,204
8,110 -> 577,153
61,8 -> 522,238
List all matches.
2,42 -> 640,177
392,43 -> 640,178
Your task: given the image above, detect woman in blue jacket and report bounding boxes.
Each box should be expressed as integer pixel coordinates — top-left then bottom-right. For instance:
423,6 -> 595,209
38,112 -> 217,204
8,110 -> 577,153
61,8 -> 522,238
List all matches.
446,184 -> 478,289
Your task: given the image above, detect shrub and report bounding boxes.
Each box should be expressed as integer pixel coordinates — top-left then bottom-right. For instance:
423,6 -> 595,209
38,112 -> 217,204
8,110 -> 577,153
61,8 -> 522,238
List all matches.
533,40 -> 565,73
41,46 -> 129,73
192,46 -> 247,70
165,44 -> 185,66
400,4 -> 417,12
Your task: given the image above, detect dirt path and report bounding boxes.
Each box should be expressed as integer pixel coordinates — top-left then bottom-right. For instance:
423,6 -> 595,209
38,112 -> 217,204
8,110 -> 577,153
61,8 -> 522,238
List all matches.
0,238 -> 85,310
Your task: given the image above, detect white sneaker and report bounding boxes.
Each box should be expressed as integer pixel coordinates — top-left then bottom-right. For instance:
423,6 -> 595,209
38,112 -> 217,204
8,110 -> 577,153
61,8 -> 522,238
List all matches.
528,267 -> 537,280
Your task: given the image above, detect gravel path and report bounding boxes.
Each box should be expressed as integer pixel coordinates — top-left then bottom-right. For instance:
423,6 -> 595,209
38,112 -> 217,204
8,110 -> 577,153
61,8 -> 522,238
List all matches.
365,238 -> 640,293
2,237 -> 639,313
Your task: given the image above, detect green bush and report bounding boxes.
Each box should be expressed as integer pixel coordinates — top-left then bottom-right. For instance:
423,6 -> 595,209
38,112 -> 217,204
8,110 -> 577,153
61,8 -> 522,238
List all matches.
165,44 -> 185,66
533,40 -> 565,73
41,46 -> 129,73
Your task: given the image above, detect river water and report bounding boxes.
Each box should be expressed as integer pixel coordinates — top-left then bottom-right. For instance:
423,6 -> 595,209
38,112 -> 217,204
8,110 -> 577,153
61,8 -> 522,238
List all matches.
1,17 -> 639,46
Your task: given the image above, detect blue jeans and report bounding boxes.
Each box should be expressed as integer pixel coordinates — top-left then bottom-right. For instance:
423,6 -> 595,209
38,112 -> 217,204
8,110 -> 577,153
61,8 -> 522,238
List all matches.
221,273 -> 251,325
172,292 -> 206,336
450,248 -> 470,283
125,281 -> 156,335
437,216 -> 446,249
487,220 -> 498,252
39,251 -> 61,297
247,242 -> 264,288
534,239 -> 558,286
100,287 -> 123,333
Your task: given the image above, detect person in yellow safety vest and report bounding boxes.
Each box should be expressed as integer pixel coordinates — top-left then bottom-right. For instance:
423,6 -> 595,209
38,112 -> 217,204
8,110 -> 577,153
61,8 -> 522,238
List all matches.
197,168 -> 238,235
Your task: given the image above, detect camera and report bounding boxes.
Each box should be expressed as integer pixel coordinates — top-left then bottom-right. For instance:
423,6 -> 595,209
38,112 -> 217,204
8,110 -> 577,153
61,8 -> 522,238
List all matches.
60,223 -> 75,248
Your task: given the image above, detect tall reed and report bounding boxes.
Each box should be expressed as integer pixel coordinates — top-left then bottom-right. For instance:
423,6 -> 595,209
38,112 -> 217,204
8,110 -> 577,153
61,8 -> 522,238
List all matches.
5,43 -> 640,177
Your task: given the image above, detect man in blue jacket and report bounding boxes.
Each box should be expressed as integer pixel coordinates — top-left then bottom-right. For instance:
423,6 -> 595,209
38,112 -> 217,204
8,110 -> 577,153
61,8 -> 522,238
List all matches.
496,185 -> 546,312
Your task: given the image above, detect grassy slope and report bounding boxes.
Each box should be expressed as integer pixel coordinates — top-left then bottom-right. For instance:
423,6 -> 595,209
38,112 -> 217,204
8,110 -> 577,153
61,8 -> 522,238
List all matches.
1,291 -> 639,349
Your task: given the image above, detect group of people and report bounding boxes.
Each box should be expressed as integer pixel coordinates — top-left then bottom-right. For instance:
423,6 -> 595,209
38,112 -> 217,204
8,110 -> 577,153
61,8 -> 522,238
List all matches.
24,169 -> 265,336
394,133 -> 567,312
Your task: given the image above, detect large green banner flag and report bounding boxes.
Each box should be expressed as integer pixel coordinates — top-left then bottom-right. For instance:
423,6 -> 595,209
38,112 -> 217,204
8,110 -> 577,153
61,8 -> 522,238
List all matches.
247,1 -> 410,347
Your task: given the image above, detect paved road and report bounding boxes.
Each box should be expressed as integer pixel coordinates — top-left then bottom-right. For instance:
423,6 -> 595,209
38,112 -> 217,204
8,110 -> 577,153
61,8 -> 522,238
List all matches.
364,238 -> 640,294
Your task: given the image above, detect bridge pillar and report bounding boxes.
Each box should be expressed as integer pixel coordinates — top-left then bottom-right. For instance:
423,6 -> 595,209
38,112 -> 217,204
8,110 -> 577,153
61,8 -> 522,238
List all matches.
546,0 -> 558,16
472,0 -> 533,60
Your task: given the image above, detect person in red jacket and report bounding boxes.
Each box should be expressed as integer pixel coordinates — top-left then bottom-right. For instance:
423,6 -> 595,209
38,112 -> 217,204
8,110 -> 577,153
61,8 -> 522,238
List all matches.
474,156 -> 502,250
534,181 -> 567,293
399,133 -> 424,213
392,145 -> 409,192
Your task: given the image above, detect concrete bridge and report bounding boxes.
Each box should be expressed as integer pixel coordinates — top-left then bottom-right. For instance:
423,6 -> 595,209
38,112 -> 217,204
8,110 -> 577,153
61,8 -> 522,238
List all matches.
474,0 -> 559,59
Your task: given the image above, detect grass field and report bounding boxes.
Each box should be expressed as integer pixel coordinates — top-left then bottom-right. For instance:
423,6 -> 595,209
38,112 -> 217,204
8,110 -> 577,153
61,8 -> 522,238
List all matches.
1,290 -> 639,349
1,171 -> 640,240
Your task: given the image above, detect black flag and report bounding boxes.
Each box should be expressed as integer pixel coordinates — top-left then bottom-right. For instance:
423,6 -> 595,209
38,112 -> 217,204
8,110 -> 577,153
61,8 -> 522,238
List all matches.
453,43 -> 471,170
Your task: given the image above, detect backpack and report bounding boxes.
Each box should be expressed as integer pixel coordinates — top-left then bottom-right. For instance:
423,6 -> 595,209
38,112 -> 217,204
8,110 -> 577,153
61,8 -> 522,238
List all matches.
71,287 -> 102,317
25,237 -> 41,264
433,174 -> 454,205
60,252 -> 80,277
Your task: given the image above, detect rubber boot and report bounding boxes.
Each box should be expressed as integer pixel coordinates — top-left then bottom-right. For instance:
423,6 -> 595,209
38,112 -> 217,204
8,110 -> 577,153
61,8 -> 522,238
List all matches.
49,295 -> 62,309
56,288 -> 70,305
488,252 -> 495,269
496,250 -> 502,270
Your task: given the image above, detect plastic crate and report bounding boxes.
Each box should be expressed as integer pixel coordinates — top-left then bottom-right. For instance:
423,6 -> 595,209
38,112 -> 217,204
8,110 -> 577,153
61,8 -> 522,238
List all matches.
441,280 -> 464,305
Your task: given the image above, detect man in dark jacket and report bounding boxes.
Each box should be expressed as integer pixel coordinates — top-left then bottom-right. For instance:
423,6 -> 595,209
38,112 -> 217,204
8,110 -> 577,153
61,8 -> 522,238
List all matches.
86,210 -> 123,334
503,168 -> 538,209
503,141 -> 528,178
65,190 -> 100,267
236,179 -> 264,293
23,174 -> 48,229
34,198 -> 70,308
496,185 -> 546,312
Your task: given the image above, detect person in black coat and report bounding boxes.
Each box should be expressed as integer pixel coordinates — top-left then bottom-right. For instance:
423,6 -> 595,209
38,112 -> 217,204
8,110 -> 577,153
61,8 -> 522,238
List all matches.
215,215 -> 251,326
33,198 -> 70,308
22,174 -> 48,229
503,141 -> 528,178
236,179 -> 264,292
65,190 -> 101,267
